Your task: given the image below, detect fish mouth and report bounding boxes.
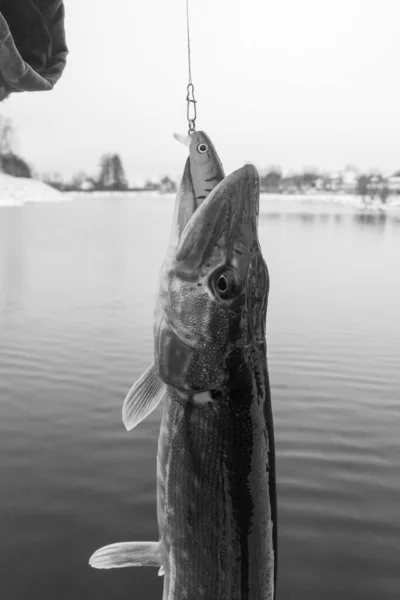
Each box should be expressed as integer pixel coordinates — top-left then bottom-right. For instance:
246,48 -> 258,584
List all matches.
175,164 -> 260,268
173,130 -> 221,166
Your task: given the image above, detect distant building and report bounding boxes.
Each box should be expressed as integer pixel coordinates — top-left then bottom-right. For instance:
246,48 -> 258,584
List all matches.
388,171 -> 400,193
144,180 -> 159,192
325,172 -> 342,192
369,175 -> 384,188
341,167 -> 358,192
159,176 -> 177,194
79,179 -> 96,191
41,171 -> 65,191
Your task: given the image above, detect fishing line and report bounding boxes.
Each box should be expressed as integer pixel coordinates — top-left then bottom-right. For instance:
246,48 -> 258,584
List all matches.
185,0 -> 197,134
186,0 -> 193,86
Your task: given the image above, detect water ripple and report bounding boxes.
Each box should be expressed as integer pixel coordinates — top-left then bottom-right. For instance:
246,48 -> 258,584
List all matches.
1,197 -> 400,599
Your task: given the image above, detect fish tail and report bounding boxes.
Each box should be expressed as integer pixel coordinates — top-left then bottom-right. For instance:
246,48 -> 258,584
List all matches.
89,541 -> 162,569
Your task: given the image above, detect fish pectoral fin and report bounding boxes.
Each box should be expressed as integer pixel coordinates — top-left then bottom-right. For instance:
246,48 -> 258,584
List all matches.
122,363 -> 166,431
89,541 -> 162,570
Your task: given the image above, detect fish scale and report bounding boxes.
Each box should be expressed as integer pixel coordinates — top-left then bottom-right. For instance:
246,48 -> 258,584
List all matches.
157,363 -> 275,600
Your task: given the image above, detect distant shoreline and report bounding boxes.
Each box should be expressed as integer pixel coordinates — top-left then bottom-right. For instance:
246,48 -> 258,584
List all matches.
68,189 -> 400,209
69,189 -> 174,197
2,171 -> 399,210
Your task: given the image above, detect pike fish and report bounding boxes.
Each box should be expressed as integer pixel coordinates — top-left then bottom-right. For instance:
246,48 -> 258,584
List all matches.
89,154 -> 277,599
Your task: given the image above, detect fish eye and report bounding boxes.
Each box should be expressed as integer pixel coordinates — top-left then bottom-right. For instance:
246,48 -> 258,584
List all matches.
217,276 -> 228,293
212,268 -> 239,300
197,143 -> 208,154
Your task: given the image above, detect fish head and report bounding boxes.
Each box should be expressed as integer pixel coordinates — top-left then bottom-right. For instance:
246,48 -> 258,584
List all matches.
188,130 -> 222,170
154,163 -> 269,394
174,130 -> 225,205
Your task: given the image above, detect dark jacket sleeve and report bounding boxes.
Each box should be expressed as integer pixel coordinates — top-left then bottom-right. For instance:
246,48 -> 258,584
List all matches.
0,0 -> 68,101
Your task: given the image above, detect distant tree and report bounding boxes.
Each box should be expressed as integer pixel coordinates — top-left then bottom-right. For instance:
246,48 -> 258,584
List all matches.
379,186 -> 390,204
316,172 -> 330,191
0,153 -> 32,178
0,114 -> 34,178
292,174 -> 303,192
70,171 -> 88,189
111,154 -> 128,190
144,179 -> 159,191
260,167 -> 282,192
43,172 -> 64,190
344,164 -> 359,174
0,113 -> 14,155
0,114 -> 15,173
356,175 -> 369,197
97,153 -> 128,190
159,176 -> 177,193
301,170 -> 319,188
98,154 -> 113,189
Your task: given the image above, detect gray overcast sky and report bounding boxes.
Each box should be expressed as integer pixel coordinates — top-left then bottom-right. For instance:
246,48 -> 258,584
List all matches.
2,0 -> 400,183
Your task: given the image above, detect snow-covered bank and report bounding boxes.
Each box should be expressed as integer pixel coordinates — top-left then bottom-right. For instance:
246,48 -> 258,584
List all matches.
0,173 -> 72,207
70,189 -> 400,210
6,178 -> 397,214
69,190 -> 175,199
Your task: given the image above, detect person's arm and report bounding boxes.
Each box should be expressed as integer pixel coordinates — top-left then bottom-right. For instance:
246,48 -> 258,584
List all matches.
0,0 -> 68,102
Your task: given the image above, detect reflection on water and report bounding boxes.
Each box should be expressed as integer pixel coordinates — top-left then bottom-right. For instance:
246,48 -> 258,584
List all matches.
333,213 -> 344,224
1,196 -> 400,600
353,212 -> 388,229
0,209 -> 25,318
260,208 -> 400,232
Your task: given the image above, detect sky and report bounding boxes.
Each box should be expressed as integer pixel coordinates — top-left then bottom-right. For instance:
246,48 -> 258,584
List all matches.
1,0 -> 400,184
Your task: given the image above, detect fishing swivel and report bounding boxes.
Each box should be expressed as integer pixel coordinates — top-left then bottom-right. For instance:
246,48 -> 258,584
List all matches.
186,83 -> 197,135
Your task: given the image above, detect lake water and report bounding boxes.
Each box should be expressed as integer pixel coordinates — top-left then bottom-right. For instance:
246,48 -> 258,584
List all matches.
0,194 -> 399,599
